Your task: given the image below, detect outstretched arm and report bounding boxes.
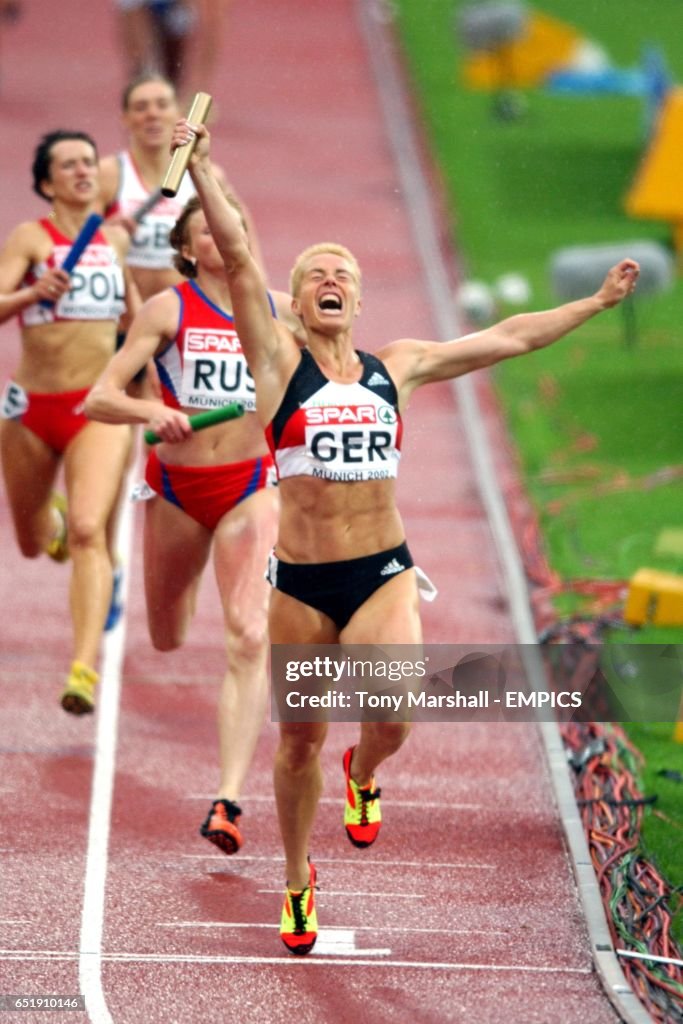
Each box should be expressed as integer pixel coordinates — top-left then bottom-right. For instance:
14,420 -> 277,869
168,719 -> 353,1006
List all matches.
173,119 -> 281,376
85,290 -> 192,444
383,259 -> 640,397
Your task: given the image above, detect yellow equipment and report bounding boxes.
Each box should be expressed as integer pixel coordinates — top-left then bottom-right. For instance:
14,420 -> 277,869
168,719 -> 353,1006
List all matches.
624,568 -> 683,626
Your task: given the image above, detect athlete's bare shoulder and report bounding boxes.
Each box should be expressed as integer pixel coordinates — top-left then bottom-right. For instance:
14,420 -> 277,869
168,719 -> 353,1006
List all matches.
375,337 -> 421,365
3,219 -> 52,259
373,337 -> 428,393
126,285 -> 181,351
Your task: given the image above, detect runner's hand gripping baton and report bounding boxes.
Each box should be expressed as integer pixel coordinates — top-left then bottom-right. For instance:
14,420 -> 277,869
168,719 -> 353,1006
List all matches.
144,402 -> 245,445
39,212 -> 103,308
161,92 -> 213,198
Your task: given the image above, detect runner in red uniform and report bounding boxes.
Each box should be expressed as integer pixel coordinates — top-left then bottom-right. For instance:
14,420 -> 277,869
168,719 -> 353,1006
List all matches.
0,130 -> 137,714
99,72 -> 259,303
97,73 -> 257,631
86,195 -> 302,853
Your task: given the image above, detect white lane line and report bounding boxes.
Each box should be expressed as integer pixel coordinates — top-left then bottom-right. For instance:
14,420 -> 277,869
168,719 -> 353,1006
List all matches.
189,794 -> 485,811
180,854 -> 496,870
0,951 -> 82,962
314,930 -> 391,957
158,922 -> 510,937
258,888 -> 422,899
0,948 -> 593,973
78,476 -> 136,1024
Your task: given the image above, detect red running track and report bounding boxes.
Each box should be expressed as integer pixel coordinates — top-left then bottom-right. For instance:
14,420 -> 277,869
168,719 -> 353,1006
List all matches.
0,2 -> 620,1022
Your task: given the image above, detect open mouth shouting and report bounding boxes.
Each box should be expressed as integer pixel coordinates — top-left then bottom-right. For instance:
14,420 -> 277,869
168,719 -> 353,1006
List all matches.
317,291 -> 343,315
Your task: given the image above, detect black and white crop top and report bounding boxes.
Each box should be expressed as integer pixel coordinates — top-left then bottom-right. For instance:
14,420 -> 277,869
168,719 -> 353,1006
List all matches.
265,349 -> 403,483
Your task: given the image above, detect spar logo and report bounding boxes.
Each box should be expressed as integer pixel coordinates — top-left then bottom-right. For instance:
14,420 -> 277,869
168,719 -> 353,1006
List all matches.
304,405 -> 377,425
186,329 -> 242,354
302,403 -> 398,467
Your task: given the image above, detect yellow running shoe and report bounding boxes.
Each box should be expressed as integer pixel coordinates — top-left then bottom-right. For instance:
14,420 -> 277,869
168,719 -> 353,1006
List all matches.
280,861 -> 318,956
45,493 -> 69,563
343,746 -> 382,848
60,661 -> 98,715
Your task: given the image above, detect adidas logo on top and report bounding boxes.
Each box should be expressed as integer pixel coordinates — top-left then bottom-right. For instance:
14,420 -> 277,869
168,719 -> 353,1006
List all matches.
380,558 -> 405,576
367,371 -> 389,386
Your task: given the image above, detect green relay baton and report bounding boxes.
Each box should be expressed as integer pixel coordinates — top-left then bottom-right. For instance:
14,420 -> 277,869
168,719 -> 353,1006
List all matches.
144,402 -> 245,445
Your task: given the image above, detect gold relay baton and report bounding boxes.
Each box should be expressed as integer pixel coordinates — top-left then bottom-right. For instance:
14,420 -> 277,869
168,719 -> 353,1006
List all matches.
161,92 -> 213,198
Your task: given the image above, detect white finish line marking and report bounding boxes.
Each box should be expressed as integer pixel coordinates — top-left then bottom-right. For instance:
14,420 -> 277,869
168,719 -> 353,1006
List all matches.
314,929 -> 391,957
180,854 -> 497,870
258,888 -> 422,899
189,794 -> 484,811
157,921 -> 511,937
0,948 -> 593,974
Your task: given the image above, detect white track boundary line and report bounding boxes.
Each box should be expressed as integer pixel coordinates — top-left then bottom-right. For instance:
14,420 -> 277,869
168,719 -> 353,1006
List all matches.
78,473 -> 136,1024
356,5 -> 651,1024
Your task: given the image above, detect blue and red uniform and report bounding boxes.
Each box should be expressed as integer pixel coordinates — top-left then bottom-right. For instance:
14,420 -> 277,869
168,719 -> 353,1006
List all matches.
145,279 -> 275,529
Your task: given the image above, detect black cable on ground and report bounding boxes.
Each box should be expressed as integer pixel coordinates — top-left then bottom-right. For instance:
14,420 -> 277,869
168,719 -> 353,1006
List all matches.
542,625 -> 683,1023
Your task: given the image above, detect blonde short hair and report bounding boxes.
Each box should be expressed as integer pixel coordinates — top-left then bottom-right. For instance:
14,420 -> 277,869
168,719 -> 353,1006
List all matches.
289,243 -> 362,297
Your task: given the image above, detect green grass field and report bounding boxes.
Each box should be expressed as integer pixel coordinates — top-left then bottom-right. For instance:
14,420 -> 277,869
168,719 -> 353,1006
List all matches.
392,0 -> 683,940
627,722 -> 683,940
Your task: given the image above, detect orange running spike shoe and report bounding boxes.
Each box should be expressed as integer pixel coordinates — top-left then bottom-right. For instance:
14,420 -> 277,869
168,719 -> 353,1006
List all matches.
199,798 -> 243,855
280,861 -> 318,956
343,746 -> 382,848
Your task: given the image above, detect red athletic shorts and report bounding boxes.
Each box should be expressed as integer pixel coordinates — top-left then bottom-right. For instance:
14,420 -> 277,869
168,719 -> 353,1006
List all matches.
0,382 -> 90,454
144,449 -> 275,531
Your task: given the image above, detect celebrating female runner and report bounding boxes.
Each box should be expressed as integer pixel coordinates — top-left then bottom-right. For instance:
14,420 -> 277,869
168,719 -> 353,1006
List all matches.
172,116 -> 640,954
